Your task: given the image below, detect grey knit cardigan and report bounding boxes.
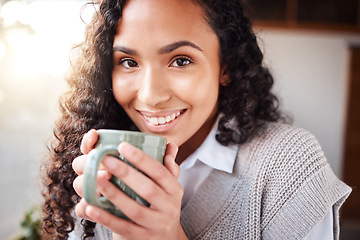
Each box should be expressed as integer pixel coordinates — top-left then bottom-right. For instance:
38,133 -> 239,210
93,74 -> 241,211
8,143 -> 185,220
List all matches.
71,123 -> 351,240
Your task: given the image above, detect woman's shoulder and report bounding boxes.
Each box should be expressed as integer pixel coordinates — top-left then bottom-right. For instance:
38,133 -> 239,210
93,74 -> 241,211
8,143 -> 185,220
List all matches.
236,122 -> 328,178
252,122 -> 324,161
255,121 -> 320,148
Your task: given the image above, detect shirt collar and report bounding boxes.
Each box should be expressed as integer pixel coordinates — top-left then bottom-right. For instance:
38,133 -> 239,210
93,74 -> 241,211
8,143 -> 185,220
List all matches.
180,116 -> 239,174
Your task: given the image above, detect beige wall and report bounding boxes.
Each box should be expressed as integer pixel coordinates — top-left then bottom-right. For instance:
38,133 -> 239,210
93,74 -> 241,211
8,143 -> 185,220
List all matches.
257,28 -> 360,177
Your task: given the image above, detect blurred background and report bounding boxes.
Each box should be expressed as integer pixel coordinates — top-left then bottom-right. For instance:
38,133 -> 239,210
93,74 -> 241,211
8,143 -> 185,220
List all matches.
0,0 -> 92,238
0,0 -> 359,239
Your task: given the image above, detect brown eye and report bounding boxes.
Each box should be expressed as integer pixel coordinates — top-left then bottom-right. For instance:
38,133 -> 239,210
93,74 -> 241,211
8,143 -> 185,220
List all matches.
119,59 -> 138,69
170,57 -> 193,68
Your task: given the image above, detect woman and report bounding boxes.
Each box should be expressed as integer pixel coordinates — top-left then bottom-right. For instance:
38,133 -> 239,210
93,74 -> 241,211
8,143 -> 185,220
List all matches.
42,0 -> 351,239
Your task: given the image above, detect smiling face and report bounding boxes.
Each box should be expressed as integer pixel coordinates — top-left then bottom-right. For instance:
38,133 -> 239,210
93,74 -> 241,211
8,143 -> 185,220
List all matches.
112,0 -> 225,159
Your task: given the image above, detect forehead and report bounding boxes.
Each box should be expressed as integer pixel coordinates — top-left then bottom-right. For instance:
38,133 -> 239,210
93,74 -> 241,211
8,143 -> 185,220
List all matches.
114,0 -> 217,49
121,0 -> 203,24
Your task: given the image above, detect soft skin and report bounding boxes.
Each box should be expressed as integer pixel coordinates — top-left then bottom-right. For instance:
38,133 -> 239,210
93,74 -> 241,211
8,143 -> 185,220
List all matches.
72,0 -> 226,239
112,0 -> 226,164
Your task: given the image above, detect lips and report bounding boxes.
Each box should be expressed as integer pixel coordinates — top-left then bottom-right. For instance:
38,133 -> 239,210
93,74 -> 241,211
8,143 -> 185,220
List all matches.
142,110 -> 182,126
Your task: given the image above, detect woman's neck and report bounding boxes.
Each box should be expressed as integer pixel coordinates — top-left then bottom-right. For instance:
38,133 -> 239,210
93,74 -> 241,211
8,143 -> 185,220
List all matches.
175,111 -> 218,165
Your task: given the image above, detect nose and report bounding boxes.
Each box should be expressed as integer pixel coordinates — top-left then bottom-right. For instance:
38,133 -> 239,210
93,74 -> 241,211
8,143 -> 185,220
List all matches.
137,67 -> 171,107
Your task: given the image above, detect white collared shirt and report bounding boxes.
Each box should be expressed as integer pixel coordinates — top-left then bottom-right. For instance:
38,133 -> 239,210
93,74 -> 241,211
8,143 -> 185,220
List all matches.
178,121 -> 238,208
178,120 -> 334,240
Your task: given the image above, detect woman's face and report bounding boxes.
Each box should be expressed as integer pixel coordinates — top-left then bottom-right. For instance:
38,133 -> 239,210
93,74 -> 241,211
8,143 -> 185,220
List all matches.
112,0 -> 225,147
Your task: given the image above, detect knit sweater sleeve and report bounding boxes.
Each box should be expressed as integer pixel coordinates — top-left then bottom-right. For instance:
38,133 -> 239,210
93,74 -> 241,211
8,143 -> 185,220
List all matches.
257,124 -> 351,240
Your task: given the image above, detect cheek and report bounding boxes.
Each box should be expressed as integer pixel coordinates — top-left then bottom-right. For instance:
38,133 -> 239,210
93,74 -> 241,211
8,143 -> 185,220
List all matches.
112,77 -> 133,109
176,72 -> 219,107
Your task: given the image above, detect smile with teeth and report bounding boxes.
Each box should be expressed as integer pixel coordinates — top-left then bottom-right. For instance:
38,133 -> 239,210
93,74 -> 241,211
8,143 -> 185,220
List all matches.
143,111 -> 181,126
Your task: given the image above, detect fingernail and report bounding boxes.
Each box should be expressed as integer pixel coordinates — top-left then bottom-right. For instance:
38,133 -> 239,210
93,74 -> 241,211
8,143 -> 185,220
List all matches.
98,170 -> 111,179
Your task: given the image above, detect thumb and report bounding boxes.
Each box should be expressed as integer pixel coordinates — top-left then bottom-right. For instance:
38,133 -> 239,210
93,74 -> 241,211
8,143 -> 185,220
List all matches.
80,129 -> 98,154
163,142 -> 180,179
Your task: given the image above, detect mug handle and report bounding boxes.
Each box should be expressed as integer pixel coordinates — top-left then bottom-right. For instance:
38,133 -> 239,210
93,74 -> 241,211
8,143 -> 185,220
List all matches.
83,146 -> 119,210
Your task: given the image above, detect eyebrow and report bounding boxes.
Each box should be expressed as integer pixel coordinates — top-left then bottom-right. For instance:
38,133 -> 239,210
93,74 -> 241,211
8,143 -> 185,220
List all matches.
158,41 -> 203,54
113,46 -> 138,56
113,40 -> 203,55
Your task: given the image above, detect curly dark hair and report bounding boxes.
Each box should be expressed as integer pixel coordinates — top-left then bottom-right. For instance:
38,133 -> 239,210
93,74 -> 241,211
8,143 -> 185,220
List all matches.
42,0 -> 284,239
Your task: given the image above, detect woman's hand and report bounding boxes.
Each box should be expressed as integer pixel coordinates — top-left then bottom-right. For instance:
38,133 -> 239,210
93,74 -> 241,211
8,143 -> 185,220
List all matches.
72,129 -> 109,220
72,130 -> 188,240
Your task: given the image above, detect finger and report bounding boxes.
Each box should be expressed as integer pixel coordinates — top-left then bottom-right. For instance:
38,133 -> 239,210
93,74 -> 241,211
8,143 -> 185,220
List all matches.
86,184 -> 182,239
73,154 -> 110,176
80,129 -> 98,154
165,142 -> 178,159
72,155 -> 88,175
102,157 -> 169,212
118,142 -> 176,185
164,143 -> 180,179
85,205 -> 149,238
103,144 -> 182,208
73,171 -> 112,198
97,177 -> 160,228
75,198 -> 91,221
73,175 -> 84,197
117,142 -> 179,190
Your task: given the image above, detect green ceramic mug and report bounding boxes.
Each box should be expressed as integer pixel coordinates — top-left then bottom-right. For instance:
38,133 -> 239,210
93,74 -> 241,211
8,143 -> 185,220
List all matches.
83,129 -> 167,219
